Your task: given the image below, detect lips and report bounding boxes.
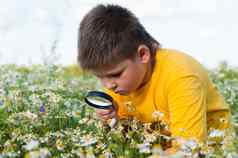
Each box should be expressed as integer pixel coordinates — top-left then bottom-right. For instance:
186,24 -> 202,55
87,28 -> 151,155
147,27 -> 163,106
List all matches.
115,90 -> 128,95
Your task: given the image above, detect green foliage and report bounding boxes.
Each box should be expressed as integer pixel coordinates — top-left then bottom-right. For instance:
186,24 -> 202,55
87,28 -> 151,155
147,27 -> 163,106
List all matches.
0,63 -> 237,158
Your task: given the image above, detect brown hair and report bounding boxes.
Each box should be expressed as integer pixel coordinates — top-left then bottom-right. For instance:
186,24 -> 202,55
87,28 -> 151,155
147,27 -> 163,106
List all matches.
78,4 -> 160,70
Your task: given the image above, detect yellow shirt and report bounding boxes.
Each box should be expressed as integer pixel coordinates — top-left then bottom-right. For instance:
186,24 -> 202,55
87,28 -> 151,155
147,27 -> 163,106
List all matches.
106,48 -> 231,142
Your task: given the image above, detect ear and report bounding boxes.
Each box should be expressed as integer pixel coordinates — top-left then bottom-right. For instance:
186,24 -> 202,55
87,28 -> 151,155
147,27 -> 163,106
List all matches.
137,44 -> 151,64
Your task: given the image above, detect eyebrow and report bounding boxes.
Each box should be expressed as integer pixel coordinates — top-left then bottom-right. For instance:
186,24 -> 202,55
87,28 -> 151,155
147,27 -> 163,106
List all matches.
106,67 -> 126,76
107,71 -> 122,77
96,65 -> 126,77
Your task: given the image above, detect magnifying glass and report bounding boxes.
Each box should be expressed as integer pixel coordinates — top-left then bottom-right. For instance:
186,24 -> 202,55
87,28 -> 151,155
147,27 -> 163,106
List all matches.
85,91 -> 117,127
85,91 -> 114,109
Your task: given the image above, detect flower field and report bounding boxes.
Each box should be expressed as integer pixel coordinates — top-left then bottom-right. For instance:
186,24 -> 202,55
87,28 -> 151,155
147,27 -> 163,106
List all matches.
0,63 -> 237,158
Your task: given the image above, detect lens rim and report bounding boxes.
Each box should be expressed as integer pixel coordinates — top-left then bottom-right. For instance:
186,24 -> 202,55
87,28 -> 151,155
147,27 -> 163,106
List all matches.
85,91 -> 113,109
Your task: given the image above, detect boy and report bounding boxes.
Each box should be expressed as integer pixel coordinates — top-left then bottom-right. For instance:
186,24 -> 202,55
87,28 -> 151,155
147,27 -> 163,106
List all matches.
77,4 -> 231,143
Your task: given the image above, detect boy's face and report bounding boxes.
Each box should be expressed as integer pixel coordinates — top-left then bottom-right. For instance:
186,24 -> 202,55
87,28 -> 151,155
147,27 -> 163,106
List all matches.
92,45 -> 152,95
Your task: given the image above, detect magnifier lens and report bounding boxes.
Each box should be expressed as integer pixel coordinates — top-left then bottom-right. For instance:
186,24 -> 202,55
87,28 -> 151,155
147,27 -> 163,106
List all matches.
85,91 -> 113,109
86,96 -> 112,107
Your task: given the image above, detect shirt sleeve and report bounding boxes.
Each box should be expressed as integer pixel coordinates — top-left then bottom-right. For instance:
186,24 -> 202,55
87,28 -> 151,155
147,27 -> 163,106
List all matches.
167,75 -> 207,142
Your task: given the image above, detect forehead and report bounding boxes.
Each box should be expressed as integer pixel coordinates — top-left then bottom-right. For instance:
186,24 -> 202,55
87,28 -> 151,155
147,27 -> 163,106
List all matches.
92,59 -> 129,76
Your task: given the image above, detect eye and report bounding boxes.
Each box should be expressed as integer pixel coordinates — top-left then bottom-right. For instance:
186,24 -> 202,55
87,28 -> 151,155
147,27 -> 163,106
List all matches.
109,72 -> 122,78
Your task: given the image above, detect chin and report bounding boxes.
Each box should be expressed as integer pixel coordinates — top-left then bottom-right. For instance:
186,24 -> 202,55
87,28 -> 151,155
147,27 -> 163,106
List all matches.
121,93 -> 129,96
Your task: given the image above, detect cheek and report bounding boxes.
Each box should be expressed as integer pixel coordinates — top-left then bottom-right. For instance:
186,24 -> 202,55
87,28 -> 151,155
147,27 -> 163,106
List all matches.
120,71 -> 142,90
130,68 -> 146,88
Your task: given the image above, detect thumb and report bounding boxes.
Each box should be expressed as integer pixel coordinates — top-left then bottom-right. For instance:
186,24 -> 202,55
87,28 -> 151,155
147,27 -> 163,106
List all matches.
112,101 -> 119,112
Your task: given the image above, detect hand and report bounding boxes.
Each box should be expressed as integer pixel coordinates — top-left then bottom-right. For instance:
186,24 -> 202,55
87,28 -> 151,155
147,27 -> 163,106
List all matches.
95,107 -> 116,121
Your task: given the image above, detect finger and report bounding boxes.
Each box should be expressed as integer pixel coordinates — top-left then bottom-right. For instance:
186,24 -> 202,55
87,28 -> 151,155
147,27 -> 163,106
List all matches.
96,109 -> 116,120
101,110 -> 116,119
112,101 -> 118,111
96,108 -> 113,115
96,110 -> 110,119
100,114 -> 112,120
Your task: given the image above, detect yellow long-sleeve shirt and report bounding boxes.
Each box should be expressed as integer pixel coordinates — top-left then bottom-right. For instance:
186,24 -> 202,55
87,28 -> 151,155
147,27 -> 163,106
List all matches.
106,48 -> 231,142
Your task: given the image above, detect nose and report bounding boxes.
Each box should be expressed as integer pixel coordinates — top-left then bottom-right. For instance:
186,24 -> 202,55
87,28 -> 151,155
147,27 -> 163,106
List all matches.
101,78 -> 117,91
